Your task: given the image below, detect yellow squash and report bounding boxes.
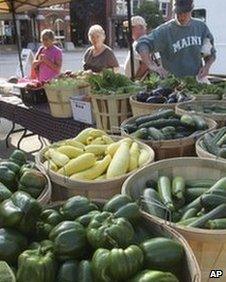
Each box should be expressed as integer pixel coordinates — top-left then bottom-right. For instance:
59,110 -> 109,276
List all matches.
48,149 -> 69,167
58,153 -> 96,176
129,142 -> 140,172
70,154 -> 111,180
106,142 -> 130,179
57,145 -> 83,158
73,128 -> 94,144
138,149 -> 150,167
85,144 -> 108,155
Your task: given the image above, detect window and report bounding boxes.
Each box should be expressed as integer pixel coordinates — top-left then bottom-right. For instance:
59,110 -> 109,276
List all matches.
160,2 -> 168,17
192,9 -> 206,22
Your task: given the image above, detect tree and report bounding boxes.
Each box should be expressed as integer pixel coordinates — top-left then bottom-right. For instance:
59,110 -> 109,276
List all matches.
134,0 -> 164,29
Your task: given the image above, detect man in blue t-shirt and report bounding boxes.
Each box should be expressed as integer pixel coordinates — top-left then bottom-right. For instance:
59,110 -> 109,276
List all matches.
136,0 -> 216,78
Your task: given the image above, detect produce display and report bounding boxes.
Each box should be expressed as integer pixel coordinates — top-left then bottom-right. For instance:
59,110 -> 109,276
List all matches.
144,74 -> 226,97
88,69 -> 142,95
0,150 -> 47,200
45,75 -> 90,91
199,127 -> 226,158
134,175 -> 226,229
122,109 -> 209,141
42,128 -> 151,180
0,193 -> 186,281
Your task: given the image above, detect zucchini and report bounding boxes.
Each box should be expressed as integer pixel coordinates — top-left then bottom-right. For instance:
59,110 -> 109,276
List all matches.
206,218 -> 226,229
218,148 -> 226,158
200,194 -> 226,211
216,133 -> 226,146
212,127 -> 226,144
181,208 -> 198,221
145,179 -> 157,189
148,127 -> 165,140
180,114 -> 195,127
123,124 -> 138,134
138,118 -> 181,129
182,178 -> 226,213
133,128 -> 149,140
177,217 -> 199,226
114,202 -> 141,221
103,194 -> 132,212
203,133 -> 219,155
188,204 -> 226,228
185,179 -> 215,188
142,188 -> 165,219
192,115 -> 208,130
172,176 -> 185,201
158,176 -> 175,211
161,126 -> 176,139
185,188 -> 209,203
135,109 -> 175,126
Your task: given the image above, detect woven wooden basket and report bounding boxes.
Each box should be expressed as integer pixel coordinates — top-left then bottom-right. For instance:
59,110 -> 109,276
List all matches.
47,200 -> 200,282
176,100 -> 226,128
122,157 -> 226,281
91,93 -> 132,134
194,94 -> 221,101
121,115 -> 217,160
130,94 -> 195,116
196,128 -> 226,161
35,137 -> 155,201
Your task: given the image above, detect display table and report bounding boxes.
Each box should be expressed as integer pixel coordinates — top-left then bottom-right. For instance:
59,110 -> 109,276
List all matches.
0,96 -> 89,149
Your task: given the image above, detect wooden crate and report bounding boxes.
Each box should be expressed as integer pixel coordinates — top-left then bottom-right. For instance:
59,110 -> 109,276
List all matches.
91,93 -> 132,134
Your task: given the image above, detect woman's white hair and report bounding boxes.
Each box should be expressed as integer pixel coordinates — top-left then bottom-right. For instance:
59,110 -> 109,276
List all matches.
88,24 -> 106,41
41,29 -> 55,41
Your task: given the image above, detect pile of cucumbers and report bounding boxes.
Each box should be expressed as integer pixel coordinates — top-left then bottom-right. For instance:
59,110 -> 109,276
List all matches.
122,109 -> 208,141
140,176 -> 226,229
181,103 -> 226,115
199,127 -> 226,158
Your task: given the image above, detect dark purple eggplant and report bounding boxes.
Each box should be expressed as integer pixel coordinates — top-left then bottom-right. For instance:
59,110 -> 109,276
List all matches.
151,87 -> 172,97
167,98 -> 177,104
146,95 -> 166,104
136,91 -> 150,102
177,93 -> 187,103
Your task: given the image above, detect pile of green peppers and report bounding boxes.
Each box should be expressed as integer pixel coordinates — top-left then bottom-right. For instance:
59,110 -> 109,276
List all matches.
0,193 -> 184,282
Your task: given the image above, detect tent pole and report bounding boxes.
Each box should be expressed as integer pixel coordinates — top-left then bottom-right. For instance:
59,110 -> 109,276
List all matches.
126,0 -> 134,80
10,0 -> 24,77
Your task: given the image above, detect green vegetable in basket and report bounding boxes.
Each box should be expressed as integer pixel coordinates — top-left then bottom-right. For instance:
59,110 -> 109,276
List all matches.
129,270 -> 179,282
87,211 -> 134,249
0,191 -> 42,235
49,221 -> 87,261
0,166 -> 16,190
56,260 -> 78,282
0,182 -> 12,203
9,149 -> 26,167
17,248 -> 56,282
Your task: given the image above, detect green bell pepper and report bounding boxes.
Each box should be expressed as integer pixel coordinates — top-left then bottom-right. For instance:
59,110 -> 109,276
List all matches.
0,228 -> 28,265
36,209 -> 63,240
92,245 -> 143,282
0,166 -> 16,190
78,260 -> 93,282
0,191 -> 42,235
87,212 -> 134,249
9,149 -> 26,167
60,196 -> 98,220
129,270 -> 179,282
76,210 -> 101,227
0,183 -> 12,203
49,221 -> 87,261
17,248 -> 56,282
29,240 -> 54,252
19,162 -> 36,177
57,260 -> 78,282
0,161 -> 20,175
18,169 -> 47,198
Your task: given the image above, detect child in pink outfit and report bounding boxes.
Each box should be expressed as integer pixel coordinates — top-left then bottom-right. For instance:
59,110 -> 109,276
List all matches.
32,29 -> 62,82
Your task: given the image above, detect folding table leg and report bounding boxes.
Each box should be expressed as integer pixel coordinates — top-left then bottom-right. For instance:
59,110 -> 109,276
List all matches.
5,122 -> 15,148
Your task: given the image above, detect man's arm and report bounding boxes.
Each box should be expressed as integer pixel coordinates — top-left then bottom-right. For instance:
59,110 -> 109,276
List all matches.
198,54 -> 216,79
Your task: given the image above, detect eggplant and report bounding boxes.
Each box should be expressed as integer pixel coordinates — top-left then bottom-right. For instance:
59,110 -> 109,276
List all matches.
167,98 -> 177,104
151,87 -> 172,97
136,91 -> 150,102
146,95 -> 166,104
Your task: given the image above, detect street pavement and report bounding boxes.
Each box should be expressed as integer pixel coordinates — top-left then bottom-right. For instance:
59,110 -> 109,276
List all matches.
0,48 -> 128,78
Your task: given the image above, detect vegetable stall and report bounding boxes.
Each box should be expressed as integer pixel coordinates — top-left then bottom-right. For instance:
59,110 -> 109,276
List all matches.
1,70 -> 226,281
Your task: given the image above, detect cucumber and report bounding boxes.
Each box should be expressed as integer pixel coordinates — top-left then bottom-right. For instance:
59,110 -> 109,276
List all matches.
145,179 -> 157,189
135,109 -> 175,126
182,178 -> 226,213
148,127 -> 165,140
209,189 -> 226,198
103,194 -> 132,212
177,217 -> 199,226
172,176 -> 185,201
140,238 -> 184,274
212,127 -> 226,144
158,176 -> 175,211
123,123 -> 138,134
133,128 -> 149,140
142,188 -> 165,219
181,208 -> 198,221
161,126 -> 176,139
185,188 -> 209,203
206,218 -> 226,229
218,148 -> 226,158
114,202 -> 141,221
185,179 -> 215,188
188,204 -> 226,228
203,133 -> 219,155
192,115 -> 208,130
180,114 -> 195,127
138,118 -> 181,129
200,194 -> 226,211
216,133 -> 226,146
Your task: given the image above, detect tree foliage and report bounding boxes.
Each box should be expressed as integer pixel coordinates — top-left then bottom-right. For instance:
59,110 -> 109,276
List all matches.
134,0 -> 165,29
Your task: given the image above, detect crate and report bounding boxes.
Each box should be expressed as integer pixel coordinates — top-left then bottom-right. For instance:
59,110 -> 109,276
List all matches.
91,93 -> 132,134
21,87 -> 47,106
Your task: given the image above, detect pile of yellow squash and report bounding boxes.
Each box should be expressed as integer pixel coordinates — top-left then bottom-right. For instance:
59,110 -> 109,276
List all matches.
43,128 -> 150,181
